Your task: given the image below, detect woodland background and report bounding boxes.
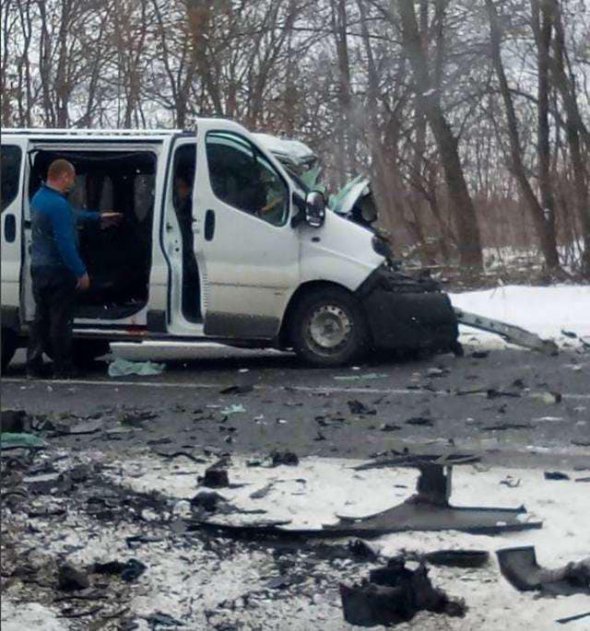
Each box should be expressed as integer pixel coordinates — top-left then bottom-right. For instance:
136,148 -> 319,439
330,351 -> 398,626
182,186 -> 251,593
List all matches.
2,0 -> 589,276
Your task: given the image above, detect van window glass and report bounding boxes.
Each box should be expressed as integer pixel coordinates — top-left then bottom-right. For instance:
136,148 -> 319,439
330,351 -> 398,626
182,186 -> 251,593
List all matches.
206,131 -> 289,227
1,145 -> 22,212
134,174 -> 154,222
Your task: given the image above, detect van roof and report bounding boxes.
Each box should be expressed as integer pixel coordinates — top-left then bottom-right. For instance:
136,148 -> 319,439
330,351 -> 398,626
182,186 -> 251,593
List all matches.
1,128 -> 188,141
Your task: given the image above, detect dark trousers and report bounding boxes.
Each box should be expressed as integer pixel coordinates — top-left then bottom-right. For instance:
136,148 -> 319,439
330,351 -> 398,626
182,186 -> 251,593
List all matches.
27,267 -> 77,374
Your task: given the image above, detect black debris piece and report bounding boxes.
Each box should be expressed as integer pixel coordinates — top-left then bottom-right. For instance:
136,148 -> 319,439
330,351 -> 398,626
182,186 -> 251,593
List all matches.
198,461 -> 540,538
348,539 -> 380,562
422,550 -> 489,568
0,409 -> 27,433
198,464 -> 230,488
348,400 -> 377,416
340,557 -> 465,627
144,611 -> 184,628
544,471 -> 570,481
270,450 -> 299,467
471,351 -> 489,359
93,559 -> 147,583
249,483 -> 273,500
219,384 -> 254,395
355,452 -> 480,471
575,477 -> 590,483
314,431 -> 327,442
190,490 -> 226,513
486,388 -> 521,399
152,446 -> 207,463
379,423 -> 401,432
120,411 -> 158,427
556,611 -> 590,625
561,330 -> 578,339
58,563 -> 90,592
497,547 -> 590,596
405,416 -> 434,427
481,422 -> 531,431
126,535 -> 163,549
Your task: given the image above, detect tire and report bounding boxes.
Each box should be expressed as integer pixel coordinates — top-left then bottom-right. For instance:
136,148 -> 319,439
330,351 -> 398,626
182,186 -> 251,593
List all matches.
290,287 -> 370,367
1,328 -> 19,374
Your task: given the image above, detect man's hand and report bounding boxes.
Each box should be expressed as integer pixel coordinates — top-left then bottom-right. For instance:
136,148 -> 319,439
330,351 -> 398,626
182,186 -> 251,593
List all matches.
76,273 -> 90,291
100,211 -> 123,229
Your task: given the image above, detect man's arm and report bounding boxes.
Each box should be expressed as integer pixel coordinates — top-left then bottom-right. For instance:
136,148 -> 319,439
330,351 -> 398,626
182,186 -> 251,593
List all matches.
76,209 -> 123,229
50,200 -> 87,278
76,210 -> 101,224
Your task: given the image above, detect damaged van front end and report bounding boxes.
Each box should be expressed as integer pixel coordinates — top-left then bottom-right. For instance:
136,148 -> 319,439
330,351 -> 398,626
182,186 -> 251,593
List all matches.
357,265 -> 459,355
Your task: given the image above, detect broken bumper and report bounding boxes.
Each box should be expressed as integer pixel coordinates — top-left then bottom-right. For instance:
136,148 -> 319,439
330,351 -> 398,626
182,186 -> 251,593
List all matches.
357,267 -> 459,352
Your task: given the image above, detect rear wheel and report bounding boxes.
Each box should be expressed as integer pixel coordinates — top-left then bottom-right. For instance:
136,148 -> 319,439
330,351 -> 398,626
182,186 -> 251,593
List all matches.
290,287 -> 369,367
1,328 -> 19,374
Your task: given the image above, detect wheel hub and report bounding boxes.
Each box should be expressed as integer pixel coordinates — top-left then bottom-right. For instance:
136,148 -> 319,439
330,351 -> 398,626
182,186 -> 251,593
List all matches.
307,305 -> 352,350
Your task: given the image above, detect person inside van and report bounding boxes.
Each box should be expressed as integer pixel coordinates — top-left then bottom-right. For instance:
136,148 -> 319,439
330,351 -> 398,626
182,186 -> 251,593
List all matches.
174,172 -> 200,320
26,159 -> 122,379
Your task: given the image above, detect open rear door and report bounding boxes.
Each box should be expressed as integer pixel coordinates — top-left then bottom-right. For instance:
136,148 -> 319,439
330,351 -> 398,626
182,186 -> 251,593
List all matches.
1,138 -> 28,323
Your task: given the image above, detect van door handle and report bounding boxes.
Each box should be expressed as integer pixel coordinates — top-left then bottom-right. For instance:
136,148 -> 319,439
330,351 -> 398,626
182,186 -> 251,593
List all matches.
204,209 -> 215,241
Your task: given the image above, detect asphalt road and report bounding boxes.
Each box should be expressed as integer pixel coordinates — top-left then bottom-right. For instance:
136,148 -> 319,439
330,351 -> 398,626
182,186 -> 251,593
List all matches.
3,344 -> 589,469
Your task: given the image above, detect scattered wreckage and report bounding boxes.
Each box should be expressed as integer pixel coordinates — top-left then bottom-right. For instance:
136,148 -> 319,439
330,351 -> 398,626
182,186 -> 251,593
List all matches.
2,403 -> 588,629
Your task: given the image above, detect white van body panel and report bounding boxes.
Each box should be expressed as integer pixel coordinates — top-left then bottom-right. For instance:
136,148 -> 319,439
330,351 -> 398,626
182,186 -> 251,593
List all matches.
299,210 -> 384,290
192,119 -> 301,339
1,125 -> 385,346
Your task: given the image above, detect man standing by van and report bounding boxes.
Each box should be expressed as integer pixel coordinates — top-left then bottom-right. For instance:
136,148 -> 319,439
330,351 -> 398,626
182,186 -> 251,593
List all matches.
26,159 -> 120,378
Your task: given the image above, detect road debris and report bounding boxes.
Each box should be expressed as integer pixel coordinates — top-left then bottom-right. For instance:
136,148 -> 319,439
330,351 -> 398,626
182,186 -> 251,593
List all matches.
270,450 -> 299,467
544,471 -> 570,480
0,432 -> 47,450
422,550 -> 489,568
221,404 -> 246,416
57,563 -> 90,592
198,463 -> 230,488
556,611 -> 590,625
348,400 -> 376,415
108,357 -> 165,377
220,384 -> 254,395
93,559 -> 147,583
497,547 -> 590,596
339,556 -> 466,627
0,409 -> 27,433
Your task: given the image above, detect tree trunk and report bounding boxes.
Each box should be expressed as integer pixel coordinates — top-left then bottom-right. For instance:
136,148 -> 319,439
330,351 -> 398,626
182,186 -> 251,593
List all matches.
485,0 -> 560,270
398,0 -> 483,269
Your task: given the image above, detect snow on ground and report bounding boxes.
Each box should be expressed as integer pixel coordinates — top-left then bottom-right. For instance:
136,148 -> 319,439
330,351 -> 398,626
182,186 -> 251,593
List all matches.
0,601 -> 69,631
103,452 -> 590,631
451,285 -> 590,350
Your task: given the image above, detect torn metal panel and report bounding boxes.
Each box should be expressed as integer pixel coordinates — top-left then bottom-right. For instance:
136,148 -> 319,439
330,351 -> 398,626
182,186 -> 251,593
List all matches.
497,547 -> 590,596
454,307 -> 559,354
193,462 -> 541,538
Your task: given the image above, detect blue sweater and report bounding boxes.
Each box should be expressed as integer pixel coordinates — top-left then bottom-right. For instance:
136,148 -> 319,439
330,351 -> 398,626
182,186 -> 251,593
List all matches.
30,184 -> 100,277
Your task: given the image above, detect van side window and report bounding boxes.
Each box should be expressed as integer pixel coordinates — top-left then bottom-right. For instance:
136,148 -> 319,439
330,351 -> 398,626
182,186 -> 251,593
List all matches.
1,145 -> 22,212
205,131 -> 289,227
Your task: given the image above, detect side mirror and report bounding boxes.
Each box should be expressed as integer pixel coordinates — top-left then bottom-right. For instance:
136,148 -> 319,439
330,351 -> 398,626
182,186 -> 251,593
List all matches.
305,191 -> 326,228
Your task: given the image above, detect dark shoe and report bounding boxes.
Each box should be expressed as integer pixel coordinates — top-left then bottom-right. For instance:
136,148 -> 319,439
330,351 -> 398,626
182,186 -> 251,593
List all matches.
26,363 -> 52,380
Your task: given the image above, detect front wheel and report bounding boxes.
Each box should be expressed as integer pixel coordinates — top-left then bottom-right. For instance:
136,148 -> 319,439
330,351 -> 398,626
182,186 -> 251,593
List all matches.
290,288 -> 370,367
